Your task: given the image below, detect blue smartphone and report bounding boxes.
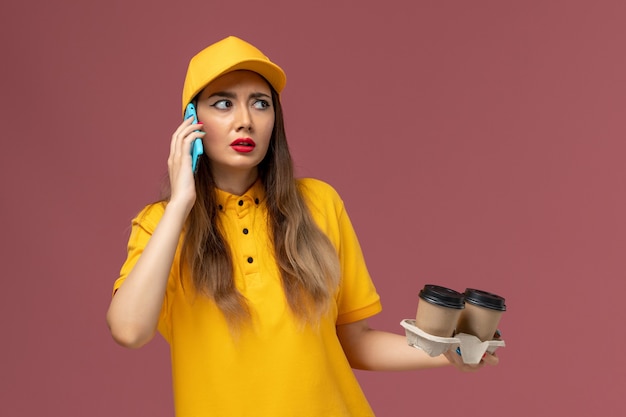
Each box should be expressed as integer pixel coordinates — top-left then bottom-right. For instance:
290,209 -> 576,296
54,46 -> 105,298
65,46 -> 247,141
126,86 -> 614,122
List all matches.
184,103 -> 204,173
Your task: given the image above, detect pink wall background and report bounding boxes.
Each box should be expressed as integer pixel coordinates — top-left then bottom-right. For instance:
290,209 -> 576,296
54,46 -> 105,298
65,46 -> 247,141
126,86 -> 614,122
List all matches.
2,0 -> 625,415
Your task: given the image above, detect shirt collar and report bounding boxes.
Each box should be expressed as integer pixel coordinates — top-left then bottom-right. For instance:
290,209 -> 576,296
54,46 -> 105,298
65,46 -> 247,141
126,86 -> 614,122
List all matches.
215,179 -> 265,211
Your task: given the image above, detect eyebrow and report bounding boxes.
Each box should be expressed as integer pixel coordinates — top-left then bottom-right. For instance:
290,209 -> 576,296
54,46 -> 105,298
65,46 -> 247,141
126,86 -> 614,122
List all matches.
208,91 -> 271,100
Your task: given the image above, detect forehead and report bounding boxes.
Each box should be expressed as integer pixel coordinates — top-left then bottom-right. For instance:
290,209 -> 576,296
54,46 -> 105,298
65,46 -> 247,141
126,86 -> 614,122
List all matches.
200,70 -> 272,97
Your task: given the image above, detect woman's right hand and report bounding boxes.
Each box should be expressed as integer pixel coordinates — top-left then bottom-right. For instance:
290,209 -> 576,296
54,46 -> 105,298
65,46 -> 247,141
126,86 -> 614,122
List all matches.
167,116 -> 206,211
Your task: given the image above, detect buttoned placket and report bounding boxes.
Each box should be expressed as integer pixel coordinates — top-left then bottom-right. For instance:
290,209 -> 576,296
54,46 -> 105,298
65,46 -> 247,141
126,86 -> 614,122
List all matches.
234,195 -> 260,276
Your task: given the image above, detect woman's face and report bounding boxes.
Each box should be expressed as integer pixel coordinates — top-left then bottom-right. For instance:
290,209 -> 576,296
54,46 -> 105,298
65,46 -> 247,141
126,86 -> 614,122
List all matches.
195,70 -> 275,182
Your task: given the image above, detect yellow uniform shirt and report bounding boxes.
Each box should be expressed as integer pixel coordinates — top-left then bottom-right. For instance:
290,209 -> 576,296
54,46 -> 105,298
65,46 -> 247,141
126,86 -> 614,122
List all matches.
114,178 -> 382,416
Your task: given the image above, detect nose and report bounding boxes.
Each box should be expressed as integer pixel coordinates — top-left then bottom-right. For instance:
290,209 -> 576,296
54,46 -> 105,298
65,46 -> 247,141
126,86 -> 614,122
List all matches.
235,106 -> 253,132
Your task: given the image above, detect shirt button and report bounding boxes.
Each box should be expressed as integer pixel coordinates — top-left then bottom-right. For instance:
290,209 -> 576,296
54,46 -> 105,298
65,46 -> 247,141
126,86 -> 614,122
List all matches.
238,200 -> 244,206
243,228 -> 249,235
247,257 -> 254,263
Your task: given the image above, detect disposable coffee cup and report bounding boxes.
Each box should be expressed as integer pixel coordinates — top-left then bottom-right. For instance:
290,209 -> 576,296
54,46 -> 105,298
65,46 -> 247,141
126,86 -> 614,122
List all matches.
415,285 -> 465,337
456,288 -> 506,341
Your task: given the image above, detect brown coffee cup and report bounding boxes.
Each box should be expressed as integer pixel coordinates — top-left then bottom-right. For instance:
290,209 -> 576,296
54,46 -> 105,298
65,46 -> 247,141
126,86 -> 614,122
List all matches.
455,288 -> 506,341
415,285 -> 465,337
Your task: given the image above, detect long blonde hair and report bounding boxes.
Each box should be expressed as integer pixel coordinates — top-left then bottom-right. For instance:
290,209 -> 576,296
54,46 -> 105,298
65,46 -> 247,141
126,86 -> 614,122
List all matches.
175,86 -> 340,328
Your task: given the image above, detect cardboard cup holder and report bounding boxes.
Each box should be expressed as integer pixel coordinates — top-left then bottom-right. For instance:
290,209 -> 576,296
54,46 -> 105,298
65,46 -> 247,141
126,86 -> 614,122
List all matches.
400,319 -> 505,364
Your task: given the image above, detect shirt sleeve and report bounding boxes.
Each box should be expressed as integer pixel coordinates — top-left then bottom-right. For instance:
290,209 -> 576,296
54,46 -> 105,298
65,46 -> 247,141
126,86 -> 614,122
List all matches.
333,199 -> 382,324
299,179 -> 382,325
112,203 -> 164,293
111,203 -> 174,340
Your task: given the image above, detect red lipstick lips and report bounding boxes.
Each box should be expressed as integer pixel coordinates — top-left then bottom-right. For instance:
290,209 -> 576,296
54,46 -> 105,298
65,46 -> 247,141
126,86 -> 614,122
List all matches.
230,138 -> 256,153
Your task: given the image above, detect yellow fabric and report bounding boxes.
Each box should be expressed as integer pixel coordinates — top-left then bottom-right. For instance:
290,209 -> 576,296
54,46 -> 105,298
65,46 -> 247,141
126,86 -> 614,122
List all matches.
114,178 -> 382,416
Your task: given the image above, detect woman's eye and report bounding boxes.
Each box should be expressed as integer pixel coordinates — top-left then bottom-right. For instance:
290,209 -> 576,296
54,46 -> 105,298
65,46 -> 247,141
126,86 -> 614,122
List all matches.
211,100 -> 232,110
253,100 -> 270,110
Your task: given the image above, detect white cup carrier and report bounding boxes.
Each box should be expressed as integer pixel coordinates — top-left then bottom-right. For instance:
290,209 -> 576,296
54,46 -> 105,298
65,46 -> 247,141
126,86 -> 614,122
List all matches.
400,319 -> 505,365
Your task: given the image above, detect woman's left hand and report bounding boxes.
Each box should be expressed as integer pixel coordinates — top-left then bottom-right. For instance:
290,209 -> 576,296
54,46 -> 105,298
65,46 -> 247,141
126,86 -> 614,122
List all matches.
443,349 -> 499,372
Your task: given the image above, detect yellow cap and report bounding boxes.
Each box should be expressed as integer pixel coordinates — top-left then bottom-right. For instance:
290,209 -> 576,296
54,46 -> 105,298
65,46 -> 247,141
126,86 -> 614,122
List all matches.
181,36 -> 287,116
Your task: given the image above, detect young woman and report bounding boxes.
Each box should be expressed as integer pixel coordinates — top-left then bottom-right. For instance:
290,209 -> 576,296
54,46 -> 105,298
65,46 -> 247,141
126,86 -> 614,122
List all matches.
106,36 -> 498,417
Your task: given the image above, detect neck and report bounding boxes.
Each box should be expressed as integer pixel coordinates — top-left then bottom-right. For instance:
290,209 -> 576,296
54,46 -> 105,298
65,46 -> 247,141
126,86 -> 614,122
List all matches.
212,167 -> 259,196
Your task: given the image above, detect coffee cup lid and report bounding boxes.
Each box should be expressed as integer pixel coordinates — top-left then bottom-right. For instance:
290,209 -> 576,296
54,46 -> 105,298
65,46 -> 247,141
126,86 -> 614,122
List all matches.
463,288 -> 507,311
419,285 -> 465,309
